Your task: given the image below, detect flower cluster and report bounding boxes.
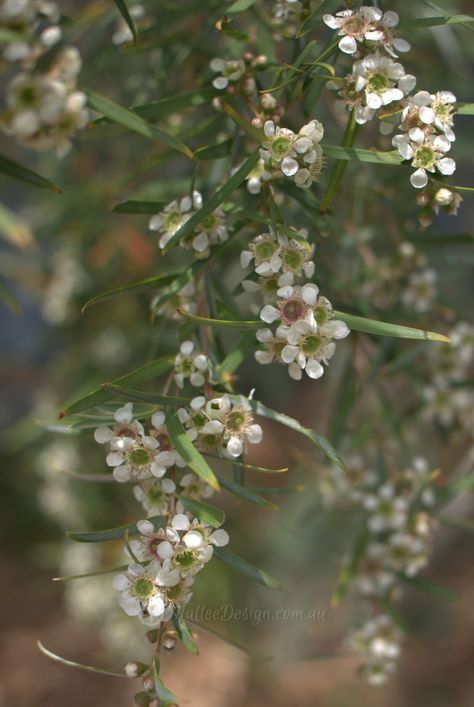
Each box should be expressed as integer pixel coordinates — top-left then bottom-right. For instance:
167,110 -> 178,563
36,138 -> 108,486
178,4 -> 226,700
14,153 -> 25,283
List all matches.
416,186 -> 463,227
328,53 -> 415,125
319,453 -> 437,684
0,0 -> 60,63
148,191 -> 228,258
113,514 -> 229,624
178,394 -> 263,459
323,6 -> 410,57
260,119 -> 325,189
422,322 -> 474,433
392,90 -> 457,188
0,3 -> 88,155
241,229 -> 349,380
210,53 -> 267,95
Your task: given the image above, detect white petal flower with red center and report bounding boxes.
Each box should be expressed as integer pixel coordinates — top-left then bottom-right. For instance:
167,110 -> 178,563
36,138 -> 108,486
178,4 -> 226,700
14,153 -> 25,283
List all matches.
323,6 -> 410,57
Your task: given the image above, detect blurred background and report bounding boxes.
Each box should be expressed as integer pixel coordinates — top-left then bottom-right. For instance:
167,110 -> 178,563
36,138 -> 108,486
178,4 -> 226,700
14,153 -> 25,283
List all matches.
1,1 -> 473,705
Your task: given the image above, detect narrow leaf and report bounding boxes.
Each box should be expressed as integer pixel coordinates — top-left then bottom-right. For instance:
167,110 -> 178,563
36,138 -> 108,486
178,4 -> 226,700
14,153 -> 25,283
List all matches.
53,565 -> 129,581
400,575 -> 459,601
101,383 -> 189,406
322,144 -> 402,165
112,200 -> 166,214
227,0 -> 256,12
0,154 -> 61,192
178,309 -> 261,330
332,529 -> 369,606
66,515 -> 165,543
166,411 -> 220,491
172,610 -> 199,655
82,273 -> 179,311
162,151 -> 260,252
113,0 -> 138,44
216,474 -> 278,509
398,15 -> 474,28
85,89 -> 194,159
456,103 -> 474,115
334,310 -> 450,342
219,332 -> 260,375
62,355 -> 174,416
180,496 -> 225,528
214,546 -> 282,590
37,641 -> 128,678
151,657 -> 178,706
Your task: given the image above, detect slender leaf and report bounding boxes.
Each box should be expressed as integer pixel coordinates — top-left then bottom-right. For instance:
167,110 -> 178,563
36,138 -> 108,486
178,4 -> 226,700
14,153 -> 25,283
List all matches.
216,474 -> 278,509
332,529 -> 369,605
239,397 -> 345,469
400,574 -> 459,601
172,610 -> 199,655
85,89 -> 194,159
322,144 -> 402,165
178,309 -> 261,330
334,311 -> 450,342
82,272 -> 179,311
53,565 -> 129,581
102,383 -> 189,406
219,332 -> 260,375
0,154 -> 61,192
214,546 -> 282,590
180,496 -> 225,528
227,0 -> 256,12
62,355 -> 174,416
37,642 -> 128,678
162,151 -> 260,252
66,515 -> 165,543
151,657 -> 178,706
113,0 -> 138,44
194,139 -> 233,161
398,15 -> 474,28
112,200 -> 166,214
456,103 -> 474,115
166,411 -> 220,491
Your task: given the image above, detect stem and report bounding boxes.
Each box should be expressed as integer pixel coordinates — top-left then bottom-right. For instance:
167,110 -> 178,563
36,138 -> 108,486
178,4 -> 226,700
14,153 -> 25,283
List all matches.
320,110 -> 358,213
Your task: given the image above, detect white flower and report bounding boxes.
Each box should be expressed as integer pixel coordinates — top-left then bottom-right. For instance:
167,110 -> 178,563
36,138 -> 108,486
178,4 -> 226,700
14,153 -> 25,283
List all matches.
392,129 -> 456,188
402,90 -> 456,141
261,119 -> 324,188
210,57 -> 245,90
363,484 -> 408,533
323,7 -> 410,57
112,563 -> 168,620
174,340 -> 210,388
133,478 -> 177,516
351,53 -> 415,122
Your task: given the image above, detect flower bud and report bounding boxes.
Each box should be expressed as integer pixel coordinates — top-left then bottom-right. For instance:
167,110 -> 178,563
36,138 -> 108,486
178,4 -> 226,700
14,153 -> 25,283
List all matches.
146,629 -> 159,644
133,691 -> 152,707
163,631 -> 177,652
125,661 -> 148,678
142,676 -> 154,692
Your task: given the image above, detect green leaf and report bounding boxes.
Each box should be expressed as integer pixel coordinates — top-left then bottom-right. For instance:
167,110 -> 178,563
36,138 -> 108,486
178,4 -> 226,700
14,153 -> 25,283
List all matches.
166,411 -> 220,491
172,610 -> 199,655
180,496 -> 225,528
37,641 -> 128,678
53,565 -> 129,581
194,139 -> 233,161
178,309 -> 261,330
322,144 -> 402,165
101,383 -> 190,406
112,200 -> 167,214
81,272 -> 179,311
214,546 -> 282,590
210,455 -> 288,475
162,151 -> 260,252
227,0 -> 256,13
320,110 -> 358,212
92,88 -> 220,126
334,311 -> 450,342
62,355 -> 174,416
239,397 -> 345,469
0,154 -> 61,192
85,89 -> 194,159
400,575 -> 459,601
113,0 -> 138,44
216,474 -> 278,509
398,15 -> 474,28
0,279 -> 21,315
151,657 -> 178,706
456,103 -> 474,115
66,515 -> 165,543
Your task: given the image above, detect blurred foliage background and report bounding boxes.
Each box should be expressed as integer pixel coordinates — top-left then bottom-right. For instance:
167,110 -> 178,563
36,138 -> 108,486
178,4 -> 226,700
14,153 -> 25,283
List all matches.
0,1 -> 473,705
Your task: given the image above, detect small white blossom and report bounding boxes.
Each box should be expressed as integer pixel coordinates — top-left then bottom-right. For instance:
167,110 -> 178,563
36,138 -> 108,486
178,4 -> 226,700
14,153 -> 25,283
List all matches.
323,7 -> 410,57
174,340 -> 210,388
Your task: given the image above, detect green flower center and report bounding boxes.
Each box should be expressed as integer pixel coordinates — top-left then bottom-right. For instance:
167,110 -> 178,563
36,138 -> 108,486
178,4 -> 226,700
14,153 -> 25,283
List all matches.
413,145 -> 436,170
191,411 -> 208,429
302,335 -> 322,355
434,103 -> 452,123
147,488 -> 166,505
174,549 -> 198,570
164,209 -> 183,232
314,305 -> 329,326
281,297 -> 305,324
225,410 -> 247,433
255,239 -> 278,262
366,72 -> 390,94
128,447 -> 152,468
201,214 -> 217,231
166,584 -> 184,602
271,136 -> 293,160
282,248 -> 304,272
18,84 -> 38,106
133,577 -> 155,599
262,277 -> 279,295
